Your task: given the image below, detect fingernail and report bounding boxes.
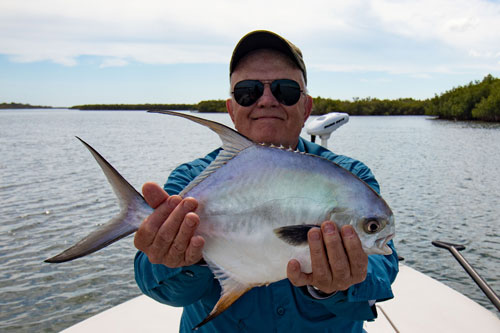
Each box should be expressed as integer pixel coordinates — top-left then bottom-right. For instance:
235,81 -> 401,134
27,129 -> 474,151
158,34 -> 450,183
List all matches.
310,229 -> 321,241
168,196 -> 181,208
185,215 -> 196,227
323,222 -> 335,235
184,199 -> 197,210
192,236 -> 203,247
342,226 -> 354,237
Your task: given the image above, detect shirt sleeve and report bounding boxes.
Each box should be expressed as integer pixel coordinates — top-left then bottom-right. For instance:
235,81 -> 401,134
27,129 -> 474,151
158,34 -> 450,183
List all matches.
331,155 -> 380,194
134,251 -> 216,307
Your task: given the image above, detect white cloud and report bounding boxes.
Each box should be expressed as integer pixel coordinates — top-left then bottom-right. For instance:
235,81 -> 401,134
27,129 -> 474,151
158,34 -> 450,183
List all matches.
99,58 -> 129,68
369,0 -> 500,52
0,0 -> 499,77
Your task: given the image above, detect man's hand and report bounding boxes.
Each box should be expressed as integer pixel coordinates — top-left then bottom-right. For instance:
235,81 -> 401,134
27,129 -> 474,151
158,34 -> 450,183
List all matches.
287,221 -> 368,294
134,182 -> 205,268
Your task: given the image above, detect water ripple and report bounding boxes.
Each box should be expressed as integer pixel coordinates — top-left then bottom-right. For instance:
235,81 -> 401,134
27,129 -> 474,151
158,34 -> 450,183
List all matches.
1,111 -> 499,331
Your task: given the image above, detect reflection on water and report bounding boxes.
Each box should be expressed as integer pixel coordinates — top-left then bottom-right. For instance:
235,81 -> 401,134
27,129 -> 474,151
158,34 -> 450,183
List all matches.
0,110 -> 499,331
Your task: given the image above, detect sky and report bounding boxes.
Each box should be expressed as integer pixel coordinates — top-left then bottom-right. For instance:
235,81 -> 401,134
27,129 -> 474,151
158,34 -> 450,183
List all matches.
1,0 -> 499,107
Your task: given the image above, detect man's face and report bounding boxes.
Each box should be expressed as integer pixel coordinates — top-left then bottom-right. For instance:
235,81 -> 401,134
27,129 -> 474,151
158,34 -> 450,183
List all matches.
227,50 -> 313,148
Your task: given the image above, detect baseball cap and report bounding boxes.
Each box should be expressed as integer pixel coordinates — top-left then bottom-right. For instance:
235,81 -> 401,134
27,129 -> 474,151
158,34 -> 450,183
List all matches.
230,30 -> 307,84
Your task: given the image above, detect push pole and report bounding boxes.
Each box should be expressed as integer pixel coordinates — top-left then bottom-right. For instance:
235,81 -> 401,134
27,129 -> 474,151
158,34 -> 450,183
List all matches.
432,240 -> 500,312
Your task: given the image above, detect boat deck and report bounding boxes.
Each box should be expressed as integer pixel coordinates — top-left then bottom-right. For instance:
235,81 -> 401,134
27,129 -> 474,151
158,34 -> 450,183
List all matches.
62,265 -> 500,332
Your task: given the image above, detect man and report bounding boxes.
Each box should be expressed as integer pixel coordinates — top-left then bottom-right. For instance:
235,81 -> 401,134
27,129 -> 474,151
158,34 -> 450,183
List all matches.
134,30 -> 398,332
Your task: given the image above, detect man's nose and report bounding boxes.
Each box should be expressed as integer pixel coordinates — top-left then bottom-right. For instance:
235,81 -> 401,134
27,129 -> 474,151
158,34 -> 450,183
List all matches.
256,84 -> 279,107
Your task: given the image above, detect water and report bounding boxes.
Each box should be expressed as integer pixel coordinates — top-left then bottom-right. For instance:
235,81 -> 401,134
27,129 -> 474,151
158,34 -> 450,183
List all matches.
0,110 -> 499,331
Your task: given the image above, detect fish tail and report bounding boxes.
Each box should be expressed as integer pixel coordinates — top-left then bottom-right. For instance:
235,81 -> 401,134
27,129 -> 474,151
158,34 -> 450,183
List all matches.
193,284 -> 253,330
44,137 -> 153,263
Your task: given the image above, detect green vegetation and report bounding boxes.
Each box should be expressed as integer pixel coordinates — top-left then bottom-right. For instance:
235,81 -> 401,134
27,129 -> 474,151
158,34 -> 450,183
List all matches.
71,100 -> 228,113
312,74 -> 500,122
0,102 -> 52,109
425,74 -> 500,122
7,75 -> 500,121
196,100 -> 227,113
70,103 -> 197,111
312,97 -> 425,116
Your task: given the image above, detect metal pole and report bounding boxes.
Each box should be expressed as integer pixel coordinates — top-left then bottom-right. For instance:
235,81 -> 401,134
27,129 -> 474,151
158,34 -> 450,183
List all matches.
432,240 -> 500,312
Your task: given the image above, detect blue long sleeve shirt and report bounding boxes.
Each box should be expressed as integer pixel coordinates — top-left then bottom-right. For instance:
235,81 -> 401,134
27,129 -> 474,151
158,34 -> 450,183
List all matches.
135,137 -> 398,332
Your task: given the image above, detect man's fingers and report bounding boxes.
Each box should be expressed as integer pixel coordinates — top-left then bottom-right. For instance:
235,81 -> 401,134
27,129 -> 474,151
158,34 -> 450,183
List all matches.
134,195 -> 182,250
287,223 -> 368,294
287,259 -> 313,287
151,197 -> 198,265
166,212 -> 200,265
135,181 -> 175,251
184,235 -> 205,265
322,222 -> 351,285
341,225 -> 368,284
308,227 -> 332,287
142,182 -> 168,208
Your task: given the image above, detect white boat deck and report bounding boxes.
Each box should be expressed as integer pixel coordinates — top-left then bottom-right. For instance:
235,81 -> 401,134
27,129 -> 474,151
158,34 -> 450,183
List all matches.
62,265 -> 500,332
365,265 -> 499,332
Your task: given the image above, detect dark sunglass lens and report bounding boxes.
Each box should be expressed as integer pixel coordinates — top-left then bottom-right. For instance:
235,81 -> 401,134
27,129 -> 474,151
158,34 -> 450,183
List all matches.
233,80 -> 264,106
271,79 -> 301,106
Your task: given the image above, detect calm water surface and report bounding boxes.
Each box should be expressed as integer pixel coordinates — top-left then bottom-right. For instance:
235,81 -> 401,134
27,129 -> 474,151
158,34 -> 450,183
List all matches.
1,109 -> 499,331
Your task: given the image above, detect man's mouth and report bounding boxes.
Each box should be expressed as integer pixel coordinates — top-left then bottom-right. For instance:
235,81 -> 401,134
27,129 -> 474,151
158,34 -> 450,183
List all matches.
250,114 -> 285,121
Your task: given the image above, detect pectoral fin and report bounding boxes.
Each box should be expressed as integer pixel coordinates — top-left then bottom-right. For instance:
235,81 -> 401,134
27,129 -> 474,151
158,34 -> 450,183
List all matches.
273,224 -> 318,246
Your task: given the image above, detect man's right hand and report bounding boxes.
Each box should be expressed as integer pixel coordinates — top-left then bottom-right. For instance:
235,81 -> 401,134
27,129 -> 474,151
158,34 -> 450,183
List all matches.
134,182 -> 205,268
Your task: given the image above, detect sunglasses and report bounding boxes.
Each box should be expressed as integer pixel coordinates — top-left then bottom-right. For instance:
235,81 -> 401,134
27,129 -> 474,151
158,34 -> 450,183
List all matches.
232,79 -> 304,107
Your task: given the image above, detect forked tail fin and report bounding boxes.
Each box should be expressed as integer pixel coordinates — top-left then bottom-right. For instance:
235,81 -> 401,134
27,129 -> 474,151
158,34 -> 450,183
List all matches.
45,137 -> 153,263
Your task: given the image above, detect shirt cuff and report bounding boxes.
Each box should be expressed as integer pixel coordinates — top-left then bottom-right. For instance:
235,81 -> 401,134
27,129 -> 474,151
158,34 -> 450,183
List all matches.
306,285 -> 338,299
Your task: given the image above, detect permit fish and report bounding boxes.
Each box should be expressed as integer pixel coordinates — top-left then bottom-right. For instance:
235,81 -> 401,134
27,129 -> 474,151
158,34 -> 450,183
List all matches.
45,110 -> 395,329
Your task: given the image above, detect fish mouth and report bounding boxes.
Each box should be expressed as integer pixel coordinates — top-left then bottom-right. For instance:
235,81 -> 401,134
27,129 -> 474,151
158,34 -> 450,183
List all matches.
365,233 -> 394,255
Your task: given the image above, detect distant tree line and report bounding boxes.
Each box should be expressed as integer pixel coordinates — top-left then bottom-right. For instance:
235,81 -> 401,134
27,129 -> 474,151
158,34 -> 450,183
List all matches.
196,100 -> 227,113
311,97 -> 425,116
70,103 -> 197,111
0,102 -> 51,109
425,74 -> 500,121
71,101 -> 229,113
312,74 -> 499,121
10,74 -> 499,121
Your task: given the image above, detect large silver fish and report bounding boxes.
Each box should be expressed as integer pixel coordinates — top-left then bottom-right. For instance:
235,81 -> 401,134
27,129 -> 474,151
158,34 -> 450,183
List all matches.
46,111 -> 395,329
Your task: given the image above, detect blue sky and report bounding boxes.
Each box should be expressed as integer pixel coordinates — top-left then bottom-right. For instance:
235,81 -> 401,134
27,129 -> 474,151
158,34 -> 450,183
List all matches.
1,0 -> 499,107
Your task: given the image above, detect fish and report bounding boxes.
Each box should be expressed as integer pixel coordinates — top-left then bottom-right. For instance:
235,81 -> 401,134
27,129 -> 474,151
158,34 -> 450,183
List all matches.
45,110 -> 395,329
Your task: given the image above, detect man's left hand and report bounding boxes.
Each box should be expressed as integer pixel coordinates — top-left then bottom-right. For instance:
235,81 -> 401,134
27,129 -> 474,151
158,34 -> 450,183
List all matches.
287,221 -> 368,294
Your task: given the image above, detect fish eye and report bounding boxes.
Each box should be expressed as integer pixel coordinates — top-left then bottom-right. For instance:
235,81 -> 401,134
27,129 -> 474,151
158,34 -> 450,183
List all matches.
363,219 -> 381,234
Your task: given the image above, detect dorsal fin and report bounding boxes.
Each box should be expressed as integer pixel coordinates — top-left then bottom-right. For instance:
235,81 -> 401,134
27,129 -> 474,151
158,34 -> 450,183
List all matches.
148,110 -> 253,154
148,111 -> 255,196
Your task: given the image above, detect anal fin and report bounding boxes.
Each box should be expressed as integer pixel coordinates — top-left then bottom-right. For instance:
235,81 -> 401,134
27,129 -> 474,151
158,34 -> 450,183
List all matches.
193,283 -> 253,330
